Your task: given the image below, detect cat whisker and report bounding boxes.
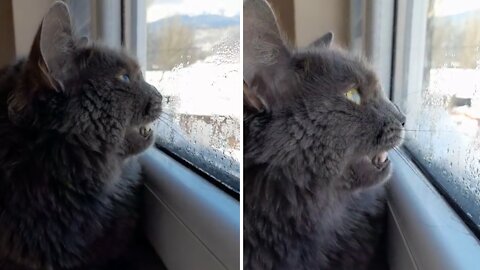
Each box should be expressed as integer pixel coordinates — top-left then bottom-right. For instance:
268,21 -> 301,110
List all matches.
402,129 -> 477,138
154,117 -> 179,131
157,114 -> 178,123
157,111 -> 178,120
159,111 -> 176,118
154,117 -> 191,144
403,129 -> 441,132
395,128 -> 474,134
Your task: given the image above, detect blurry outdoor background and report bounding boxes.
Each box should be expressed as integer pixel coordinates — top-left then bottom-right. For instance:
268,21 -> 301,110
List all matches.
145,0 -> 240,190
402,0 -> 480,219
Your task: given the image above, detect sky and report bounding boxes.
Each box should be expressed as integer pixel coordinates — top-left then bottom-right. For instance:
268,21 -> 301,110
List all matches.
433,0 -> 480,17
147,0 -> 240,23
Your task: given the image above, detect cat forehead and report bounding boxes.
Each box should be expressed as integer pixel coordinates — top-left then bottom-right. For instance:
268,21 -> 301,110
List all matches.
296,49 -> 378,86
79,47 -> 140,73
296,49 -> 357,69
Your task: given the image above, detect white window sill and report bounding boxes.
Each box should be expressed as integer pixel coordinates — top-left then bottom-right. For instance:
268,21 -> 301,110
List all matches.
139,148 -> 240,270
387,149 -> 480,270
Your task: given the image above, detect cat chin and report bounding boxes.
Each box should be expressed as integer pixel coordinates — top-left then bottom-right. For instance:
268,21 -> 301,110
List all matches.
367,129 -> 404,168
359,152 -> 391,171
122,124 -> 156,156
138,123 -> 154,138
352,150 -> 391,174
371,151 -> 389,169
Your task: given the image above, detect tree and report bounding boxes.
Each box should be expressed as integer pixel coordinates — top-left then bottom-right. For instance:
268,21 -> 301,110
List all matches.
147,16 -> 205,70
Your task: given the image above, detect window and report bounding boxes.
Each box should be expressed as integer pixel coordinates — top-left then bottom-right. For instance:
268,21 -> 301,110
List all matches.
144,0 -> 240,193
65,0 -> 122,48
394,0 -> 480,235
64,0 -> 92,38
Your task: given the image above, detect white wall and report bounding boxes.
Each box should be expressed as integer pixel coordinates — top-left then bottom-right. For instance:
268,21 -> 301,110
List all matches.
0,1 -> 16,66
11,0 -> 55,57
294,0 -> 349,47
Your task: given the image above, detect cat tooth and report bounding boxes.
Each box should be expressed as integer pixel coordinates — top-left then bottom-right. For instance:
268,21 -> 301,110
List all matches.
139,126 -> 146,136
372,151 -> 388,165
378,152 -> 388,163
145,123 -> 153,132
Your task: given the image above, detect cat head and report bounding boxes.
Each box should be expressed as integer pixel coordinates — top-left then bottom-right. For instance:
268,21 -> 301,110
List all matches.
244,0 -> 405,183
8,2 -> 162,157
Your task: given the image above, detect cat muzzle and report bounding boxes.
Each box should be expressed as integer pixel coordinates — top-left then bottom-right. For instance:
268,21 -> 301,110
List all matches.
372,151 -> 389,169
139,123 -> 153,138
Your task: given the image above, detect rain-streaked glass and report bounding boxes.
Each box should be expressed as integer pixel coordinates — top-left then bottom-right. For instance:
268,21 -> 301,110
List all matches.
400,0 -> 480,230
145,0 -> 240,192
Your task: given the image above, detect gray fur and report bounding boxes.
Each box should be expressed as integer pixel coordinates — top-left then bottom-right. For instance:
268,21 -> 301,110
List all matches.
0,2 -> 162,269
243,0 -> 406,269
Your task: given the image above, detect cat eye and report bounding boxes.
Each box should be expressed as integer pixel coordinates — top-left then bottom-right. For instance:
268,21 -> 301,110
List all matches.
118,74 -> 130,83
345,88 -> 361,105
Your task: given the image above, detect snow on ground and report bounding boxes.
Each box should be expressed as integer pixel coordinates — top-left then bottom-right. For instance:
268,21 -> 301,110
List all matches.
405,67 -> 480,208
428,68 -> 480,98
146,55 -> 241,117
146,54 -> 241,171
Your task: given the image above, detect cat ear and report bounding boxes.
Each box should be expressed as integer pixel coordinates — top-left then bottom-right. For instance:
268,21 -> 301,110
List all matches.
244,81 -> 265,112
29,1 -> 74,91
243,0 -> 293,111
309,32 -> 334,48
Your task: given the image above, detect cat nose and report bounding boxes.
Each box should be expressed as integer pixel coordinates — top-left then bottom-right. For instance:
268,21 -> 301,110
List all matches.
142,83 -> 163,117
149,85 -> 162,100
144,97 -> 162,117
393,103 -> 402,113
392,103 -> 406,127
398,114 -> 406,127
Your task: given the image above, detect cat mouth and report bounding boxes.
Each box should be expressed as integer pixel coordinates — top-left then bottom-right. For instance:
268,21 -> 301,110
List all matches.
138,123 -> 154,138
368,129 -> 404,169
370,151 -> 389,169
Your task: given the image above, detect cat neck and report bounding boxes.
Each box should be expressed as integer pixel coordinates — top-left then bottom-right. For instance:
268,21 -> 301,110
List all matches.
0,121 -> 123,193
244,163 -> 351,229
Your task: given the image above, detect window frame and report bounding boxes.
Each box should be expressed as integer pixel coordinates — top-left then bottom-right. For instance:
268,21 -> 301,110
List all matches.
65,0 -> 123,48
123,0 -> 147,70
349,0 -> 396,97
123,0 -> 241,197
121,2 -> 241,267
387,149 -> 480,270
140,148 -> 240,270
391,0 -> 480,238
156,144 -> 240,199
391,0 -> 429,107
354,0 -> 480,268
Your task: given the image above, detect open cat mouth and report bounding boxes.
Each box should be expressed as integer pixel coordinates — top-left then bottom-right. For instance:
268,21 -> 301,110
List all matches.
368,128 -> 404,170
138,123 -> 154,138
371,151 -> 389,169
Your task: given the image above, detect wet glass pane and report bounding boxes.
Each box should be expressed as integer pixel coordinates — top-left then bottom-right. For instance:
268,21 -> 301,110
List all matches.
401,0 -> 480,230
64,0 -> 92,38
145,0 -> 240,192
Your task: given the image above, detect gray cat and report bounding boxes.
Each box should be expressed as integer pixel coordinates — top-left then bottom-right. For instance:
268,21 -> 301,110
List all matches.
243,0 -> 406,269
0,2 -> 162,269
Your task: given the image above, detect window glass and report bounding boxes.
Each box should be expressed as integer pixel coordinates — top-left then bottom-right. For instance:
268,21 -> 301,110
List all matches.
399,0 -> 480,230
64,0 -> 92,38
145,0 -> 240,192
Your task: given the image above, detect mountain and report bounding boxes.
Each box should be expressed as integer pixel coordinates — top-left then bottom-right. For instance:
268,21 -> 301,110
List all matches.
148,14 -> 240,31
